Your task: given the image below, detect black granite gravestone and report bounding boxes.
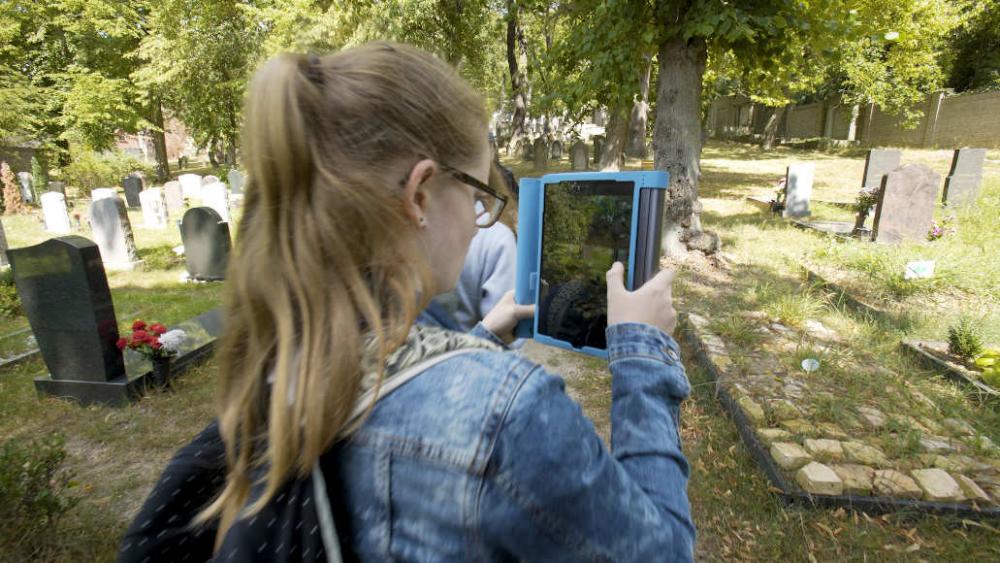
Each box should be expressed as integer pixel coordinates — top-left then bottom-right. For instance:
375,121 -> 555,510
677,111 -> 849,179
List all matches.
592,135 -> 605,165
122,175 -> 143,208
7,237 -> 127,401
861,149 -> 901,189
550,140 -> 563,161
180,207 -> 231,281
943,148 -> 987,206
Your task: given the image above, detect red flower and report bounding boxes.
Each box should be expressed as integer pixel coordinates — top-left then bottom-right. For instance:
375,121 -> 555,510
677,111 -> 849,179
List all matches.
150,338 -> 163,350
132,320 -> 147,331
149,323 -> 167,335
132,330 -> 150,343
116,338 -> 127,350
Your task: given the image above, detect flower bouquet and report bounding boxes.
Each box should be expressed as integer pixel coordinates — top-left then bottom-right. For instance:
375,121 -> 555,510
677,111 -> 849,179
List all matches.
117,320 -> 186,385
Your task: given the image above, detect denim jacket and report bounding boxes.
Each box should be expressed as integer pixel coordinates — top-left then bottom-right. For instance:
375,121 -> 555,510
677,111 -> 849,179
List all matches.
119,321 -> 694,562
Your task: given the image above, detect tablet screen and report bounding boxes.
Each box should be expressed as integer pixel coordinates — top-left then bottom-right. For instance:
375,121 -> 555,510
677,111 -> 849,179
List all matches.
537,180 -> 634,350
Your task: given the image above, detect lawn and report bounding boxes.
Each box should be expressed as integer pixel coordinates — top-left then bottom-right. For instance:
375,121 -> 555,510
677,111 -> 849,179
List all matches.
2,143 -> 999,561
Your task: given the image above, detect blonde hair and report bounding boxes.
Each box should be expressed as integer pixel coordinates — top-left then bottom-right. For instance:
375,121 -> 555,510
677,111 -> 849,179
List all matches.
200,42 -> 488,541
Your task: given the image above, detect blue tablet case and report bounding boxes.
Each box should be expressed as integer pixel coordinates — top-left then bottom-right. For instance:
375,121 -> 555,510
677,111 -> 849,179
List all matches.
514,171 -> 669,357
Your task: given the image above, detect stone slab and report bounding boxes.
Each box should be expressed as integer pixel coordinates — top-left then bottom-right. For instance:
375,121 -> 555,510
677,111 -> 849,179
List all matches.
871,164 -> 940,244
796,462 -> 843,496
831,464 -> 875,495
911,469 -> 964,502
842,441 -> 889,466
861,149 -> 901,189
804,439 -> 844,462
782,162 -> 814,218
873,470 -> 923,499
771,442 -> 812,470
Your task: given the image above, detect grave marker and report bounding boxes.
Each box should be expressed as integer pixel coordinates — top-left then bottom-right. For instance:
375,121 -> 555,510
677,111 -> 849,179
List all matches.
16,171 -> 33,203
201,175 -> 220,186
861,149 -> 901,189
178,173 -> 202,199
41,192 -> 72,234
227,169 -> 245,195
201,182 -> 231,222
122,175 -> 143,208
533,138 -> 548,170
943,148 -> 986,206
89,197 -> 141,269
782,162 -> 815,218
571,141 -> 589,171
592,135 -> 605,165
139,188 -> 169,229
550,140 -> 563,161
164,181 -> 184,214
871,164 -> 940,244
47,181 -> 65,195
180,207 -> 231,281
7,236 -> 127,403
91,188 -> 117,201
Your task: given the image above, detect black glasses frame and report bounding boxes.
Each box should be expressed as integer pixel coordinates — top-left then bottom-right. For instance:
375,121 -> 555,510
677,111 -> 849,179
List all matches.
438,163 -> 508,228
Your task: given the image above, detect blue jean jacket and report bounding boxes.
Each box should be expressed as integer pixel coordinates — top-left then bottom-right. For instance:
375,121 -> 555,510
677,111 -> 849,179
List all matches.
120,320 -> 694,562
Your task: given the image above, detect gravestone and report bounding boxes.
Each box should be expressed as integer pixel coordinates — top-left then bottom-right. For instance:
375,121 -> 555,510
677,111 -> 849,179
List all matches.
16,171 -> 33,203
201,175 -> 220,186
139,188 -> 168,229
91,188 -> 117,201
520,140 -> 533,161
592,136 -> 605,165
871,164 -> 940,244
47,181 -> 65,195
0,219 -> 8,268
942,148 -> 987,206
6,236 -> 127,404
41,192 -> 72,234
782,162 -> 815,218
164,181 -> 184,215
550,140 -> 563,161
861,149 -> 901,189
180,207 -> 231,281
571,141 -> 589,171
122,175 -> 143,209
228,169 -> 245,195
201,182 -> 231,222
178,173 -> 203,199
533,138 -> 548,170
89,197 -> 140,269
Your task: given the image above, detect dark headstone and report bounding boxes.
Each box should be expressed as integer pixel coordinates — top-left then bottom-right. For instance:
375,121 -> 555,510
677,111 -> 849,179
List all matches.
180,207 -> 231,281
550,140 -> 563,161
164,181 -> 184,214
228,169 -> 245,195
0,219 -> 8,268
943,148 -> 987,205
861,149 -> 901,189
871,164 -> 940,244
592,135 -> 605,165
122,175 -> 143,208
47,181 -> 65,195
571,141 -> 589,171
89,197 -> 140,269
942,174 -> 982,206
782,163 -> 815,218
948,148 -> 987,177
520,140 -> 533,161
7,236 -> 125,386
533,138 -> 548,170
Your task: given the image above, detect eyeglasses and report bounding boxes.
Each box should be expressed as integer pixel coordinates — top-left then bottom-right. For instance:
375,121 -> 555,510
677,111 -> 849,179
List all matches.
439,163 -> 508,228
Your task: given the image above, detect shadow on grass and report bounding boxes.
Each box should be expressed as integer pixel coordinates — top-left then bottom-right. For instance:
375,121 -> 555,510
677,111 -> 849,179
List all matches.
700,168 -> 780,200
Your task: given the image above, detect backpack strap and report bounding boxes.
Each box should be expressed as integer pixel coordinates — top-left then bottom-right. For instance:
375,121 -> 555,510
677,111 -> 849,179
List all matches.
312,347 -> 482,562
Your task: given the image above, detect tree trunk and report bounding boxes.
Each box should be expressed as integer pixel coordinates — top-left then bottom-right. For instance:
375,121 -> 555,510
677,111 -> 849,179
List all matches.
761,106 -> 787,149
653,36 -> 708,257
506,1 -> 526,145
150,98 -> 170,182
626,54 -> 653,158
599,105 -> 630,170
208,139 -> 219,167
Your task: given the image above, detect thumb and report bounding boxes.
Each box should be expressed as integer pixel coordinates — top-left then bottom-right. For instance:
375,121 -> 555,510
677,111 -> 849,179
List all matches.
511,303 -> 535,320
606,262 -> 626,295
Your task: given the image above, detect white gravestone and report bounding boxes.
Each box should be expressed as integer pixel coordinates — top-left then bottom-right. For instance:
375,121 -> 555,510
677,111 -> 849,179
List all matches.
178,174 -> 203,200
139,188 -> 169,229
201,182 -> 231,223
91,188 -> 117,201
40,192 -> 72,234
782,162 -> 815,219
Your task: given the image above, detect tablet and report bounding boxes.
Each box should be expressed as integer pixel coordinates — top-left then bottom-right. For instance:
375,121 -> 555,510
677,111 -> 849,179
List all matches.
515,171 -> 669,357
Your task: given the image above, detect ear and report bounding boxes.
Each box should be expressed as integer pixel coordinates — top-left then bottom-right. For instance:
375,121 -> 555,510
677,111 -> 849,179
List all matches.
401,159 -> 438,227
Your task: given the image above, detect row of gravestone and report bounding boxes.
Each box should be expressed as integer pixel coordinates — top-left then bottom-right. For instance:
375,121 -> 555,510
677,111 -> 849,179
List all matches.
521,138 -> 605,171
781,148 -> 988,220
5,236 -> 223,406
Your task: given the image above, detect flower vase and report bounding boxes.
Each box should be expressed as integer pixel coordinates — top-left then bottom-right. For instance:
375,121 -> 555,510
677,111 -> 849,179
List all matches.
151,356 -> 173,387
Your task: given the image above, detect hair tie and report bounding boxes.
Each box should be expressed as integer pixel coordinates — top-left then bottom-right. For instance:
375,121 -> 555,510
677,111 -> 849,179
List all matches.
302,53 -> 325,87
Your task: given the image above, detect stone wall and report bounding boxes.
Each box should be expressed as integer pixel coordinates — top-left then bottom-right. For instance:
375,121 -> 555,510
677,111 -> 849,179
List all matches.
710,90 -> 1000,148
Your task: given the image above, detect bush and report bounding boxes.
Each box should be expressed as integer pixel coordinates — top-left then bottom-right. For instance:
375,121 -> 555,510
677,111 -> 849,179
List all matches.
0,434 -> 78,556
61,149 -> 155,191
0,268 -> 22,317
948,315 -> 983,359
